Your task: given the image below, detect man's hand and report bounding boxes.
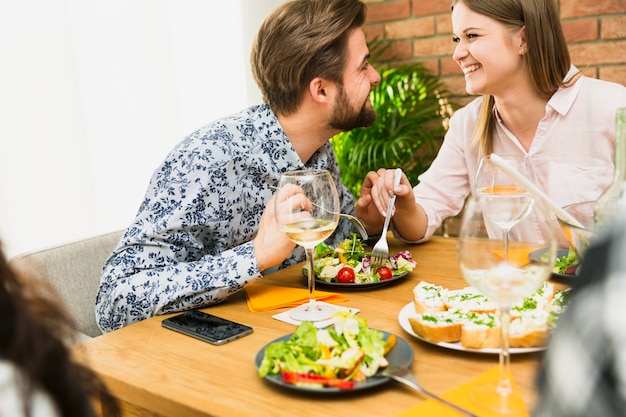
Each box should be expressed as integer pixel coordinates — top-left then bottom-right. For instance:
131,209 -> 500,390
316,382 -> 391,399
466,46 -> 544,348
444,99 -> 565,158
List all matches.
253,195 -> 296,272
355,170 -> 386,234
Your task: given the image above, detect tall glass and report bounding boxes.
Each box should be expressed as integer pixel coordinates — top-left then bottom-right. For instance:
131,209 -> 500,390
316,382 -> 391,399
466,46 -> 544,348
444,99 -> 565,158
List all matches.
560,201 -> 596,260
457,157 -> 557,413
274,169 -> 340,322
475,155 -> 535,261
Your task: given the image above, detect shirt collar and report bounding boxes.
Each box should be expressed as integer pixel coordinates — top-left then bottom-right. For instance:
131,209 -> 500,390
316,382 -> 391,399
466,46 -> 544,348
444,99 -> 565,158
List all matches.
546,65 -> 583,116
251,103 -> 305,173
492,65 -> 583,120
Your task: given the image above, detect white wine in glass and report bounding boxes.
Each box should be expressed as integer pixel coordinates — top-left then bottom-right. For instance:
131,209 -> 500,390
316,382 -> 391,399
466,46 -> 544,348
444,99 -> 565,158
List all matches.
475,155 -> 535,261
274,169 -> 340,322
457,156 -> 557,413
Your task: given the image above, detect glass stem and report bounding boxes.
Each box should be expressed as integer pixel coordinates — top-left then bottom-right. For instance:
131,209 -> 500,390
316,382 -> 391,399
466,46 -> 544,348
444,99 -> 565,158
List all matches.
497,306 -> 513,397
502,229 -> 510,262
305,246 -> 318,311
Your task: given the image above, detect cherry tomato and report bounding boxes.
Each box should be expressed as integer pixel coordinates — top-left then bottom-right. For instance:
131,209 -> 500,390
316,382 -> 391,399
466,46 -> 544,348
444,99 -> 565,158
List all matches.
376,266 -> 393,280
337,267 -> 356,283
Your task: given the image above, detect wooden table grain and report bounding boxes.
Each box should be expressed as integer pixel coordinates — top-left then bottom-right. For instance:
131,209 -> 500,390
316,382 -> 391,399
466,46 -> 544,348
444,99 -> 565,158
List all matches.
74,236 -> 555,417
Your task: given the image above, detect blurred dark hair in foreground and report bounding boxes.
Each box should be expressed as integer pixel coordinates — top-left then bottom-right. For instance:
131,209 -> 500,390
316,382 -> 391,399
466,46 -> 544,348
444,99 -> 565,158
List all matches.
0,242 -> 120,417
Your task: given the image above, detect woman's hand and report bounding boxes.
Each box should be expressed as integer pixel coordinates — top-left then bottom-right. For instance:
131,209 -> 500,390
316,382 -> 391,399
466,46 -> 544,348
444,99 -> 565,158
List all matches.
356,168 -> 426,241
355,168 -> 415,234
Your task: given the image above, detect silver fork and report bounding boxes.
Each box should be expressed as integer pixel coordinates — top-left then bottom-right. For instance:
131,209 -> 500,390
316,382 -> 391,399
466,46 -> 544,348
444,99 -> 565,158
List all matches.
382,366 -> 480,417
370,168 -> 402,270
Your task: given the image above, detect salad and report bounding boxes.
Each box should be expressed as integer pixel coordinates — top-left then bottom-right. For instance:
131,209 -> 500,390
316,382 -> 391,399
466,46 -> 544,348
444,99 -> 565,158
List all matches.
543,247 -> 579,275
312,234 -> 417,284
257,311 -> 395,389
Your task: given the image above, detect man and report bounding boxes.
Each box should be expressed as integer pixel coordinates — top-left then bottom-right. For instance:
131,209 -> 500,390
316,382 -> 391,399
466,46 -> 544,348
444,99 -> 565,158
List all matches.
96,0 -> 382,333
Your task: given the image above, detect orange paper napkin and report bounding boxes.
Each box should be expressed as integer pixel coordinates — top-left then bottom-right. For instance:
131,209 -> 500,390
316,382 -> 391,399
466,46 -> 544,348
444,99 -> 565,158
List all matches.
394,366 -> 529,417
244,282 -> 349,312
493,248 -> 533,268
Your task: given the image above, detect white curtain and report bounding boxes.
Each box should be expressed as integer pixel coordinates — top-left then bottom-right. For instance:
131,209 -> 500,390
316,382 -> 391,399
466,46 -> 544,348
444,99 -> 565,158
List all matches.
0,0 -> 284,258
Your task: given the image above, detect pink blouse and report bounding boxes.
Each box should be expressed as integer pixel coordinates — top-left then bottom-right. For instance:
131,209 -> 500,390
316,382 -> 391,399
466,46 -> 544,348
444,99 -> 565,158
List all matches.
408,67 -> 626,243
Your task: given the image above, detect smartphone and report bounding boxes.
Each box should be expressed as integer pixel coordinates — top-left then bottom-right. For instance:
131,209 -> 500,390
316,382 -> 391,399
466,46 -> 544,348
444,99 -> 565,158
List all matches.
161,310 -> 253,345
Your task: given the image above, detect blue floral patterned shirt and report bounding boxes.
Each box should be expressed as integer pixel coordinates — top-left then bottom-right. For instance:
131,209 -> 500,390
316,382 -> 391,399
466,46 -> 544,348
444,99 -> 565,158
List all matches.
96,104 -> 356,333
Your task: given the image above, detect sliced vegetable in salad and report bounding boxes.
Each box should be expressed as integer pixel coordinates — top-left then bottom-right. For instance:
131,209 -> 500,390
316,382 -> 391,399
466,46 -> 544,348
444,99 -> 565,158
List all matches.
312,234 -> 417,284
257,311 -> 396,389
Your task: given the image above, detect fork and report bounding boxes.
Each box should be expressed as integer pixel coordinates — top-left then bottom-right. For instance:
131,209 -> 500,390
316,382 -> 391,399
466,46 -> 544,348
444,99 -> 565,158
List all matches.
370,168 -> 402,270
382,366 -> 480,417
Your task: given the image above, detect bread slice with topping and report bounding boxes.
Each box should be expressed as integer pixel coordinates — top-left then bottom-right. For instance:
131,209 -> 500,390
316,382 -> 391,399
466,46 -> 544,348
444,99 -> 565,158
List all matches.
510,282 -> 555,320
408,311 -> 462,343
412,281 -> 448,314
459,312 -> 500,349
406,282 -> 569,349
546,288 -> 571,315
445,287 -> 497,313
509,310 -> 550,348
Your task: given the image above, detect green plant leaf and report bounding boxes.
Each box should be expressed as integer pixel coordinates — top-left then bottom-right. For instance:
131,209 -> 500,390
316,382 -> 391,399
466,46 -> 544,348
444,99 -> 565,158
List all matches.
332,62 -> 459,199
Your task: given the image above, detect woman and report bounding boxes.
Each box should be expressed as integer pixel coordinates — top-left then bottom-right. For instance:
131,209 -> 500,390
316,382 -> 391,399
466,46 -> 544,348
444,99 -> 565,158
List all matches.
356,0 -> 626,243
0,245 -> 120,417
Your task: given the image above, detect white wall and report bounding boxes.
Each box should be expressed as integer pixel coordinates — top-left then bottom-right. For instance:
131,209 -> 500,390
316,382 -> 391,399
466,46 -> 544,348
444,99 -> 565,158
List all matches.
0,0 -> 284,258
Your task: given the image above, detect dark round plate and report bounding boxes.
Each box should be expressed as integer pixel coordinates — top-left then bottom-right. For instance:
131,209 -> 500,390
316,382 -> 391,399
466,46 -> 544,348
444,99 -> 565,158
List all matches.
529,248 -> 577,281
255,331 -> 413,393
302,268 -> 410,290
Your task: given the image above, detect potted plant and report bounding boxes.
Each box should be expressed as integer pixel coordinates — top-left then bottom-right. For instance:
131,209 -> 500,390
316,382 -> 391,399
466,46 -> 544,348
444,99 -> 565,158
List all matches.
332,59 -> 457,199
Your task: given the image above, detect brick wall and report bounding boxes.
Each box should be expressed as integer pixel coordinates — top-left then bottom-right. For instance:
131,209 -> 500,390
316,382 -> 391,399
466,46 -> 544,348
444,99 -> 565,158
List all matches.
363,0 -> 626,104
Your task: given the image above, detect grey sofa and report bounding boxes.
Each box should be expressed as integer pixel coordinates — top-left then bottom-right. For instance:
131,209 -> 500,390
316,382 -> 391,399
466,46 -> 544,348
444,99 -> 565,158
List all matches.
9,230 -> 123,341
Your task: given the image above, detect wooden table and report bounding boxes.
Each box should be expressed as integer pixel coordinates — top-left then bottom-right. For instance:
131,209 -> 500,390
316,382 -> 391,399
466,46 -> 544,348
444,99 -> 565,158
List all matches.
74,236 -> 553,417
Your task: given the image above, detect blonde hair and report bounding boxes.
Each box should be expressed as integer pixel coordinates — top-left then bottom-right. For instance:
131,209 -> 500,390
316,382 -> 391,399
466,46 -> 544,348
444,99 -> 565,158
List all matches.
452,0 -> 579,156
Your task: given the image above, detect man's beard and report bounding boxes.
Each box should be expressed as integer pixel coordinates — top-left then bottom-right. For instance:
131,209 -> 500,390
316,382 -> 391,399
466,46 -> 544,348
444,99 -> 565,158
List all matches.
329,86 -> 376,132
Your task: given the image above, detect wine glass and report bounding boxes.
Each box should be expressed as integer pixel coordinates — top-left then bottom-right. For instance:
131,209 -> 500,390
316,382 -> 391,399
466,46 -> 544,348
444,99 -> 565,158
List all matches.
474,155 -> 535,262
274,169 -> 340,322
559,201 -> 596,260
457,158 -> 557,413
